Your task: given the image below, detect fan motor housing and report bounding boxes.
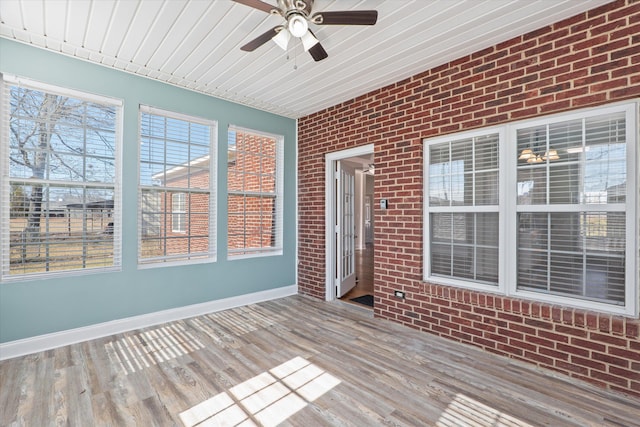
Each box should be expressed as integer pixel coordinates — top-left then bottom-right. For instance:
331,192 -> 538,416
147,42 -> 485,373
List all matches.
277,0 -> 313,18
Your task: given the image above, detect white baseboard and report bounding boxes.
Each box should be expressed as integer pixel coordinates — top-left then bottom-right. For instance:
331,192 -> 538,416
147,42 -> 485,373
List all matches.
0,285 -> 297,361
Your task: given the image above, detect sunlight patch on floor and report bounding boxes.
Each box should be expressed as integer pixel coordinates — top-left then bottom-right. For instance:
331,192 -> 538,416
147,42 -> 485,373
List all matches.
105,323 -> 204,375
436,393 -> 534,427
179,356 -> 341,427
189,306 -> 284,348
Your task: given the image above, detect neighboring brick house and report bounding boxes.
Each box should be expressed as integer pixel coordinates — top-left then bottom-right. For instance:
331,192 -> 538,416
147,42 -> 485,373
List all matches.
298,0 -> 640,397
146,130 -> 278,258
149,164 -> 211,257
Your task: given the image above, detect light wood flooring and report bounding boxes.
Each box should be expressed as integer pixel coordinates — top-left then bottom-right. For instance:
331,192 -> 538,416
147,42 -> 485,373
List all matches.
1,295 -> 639,426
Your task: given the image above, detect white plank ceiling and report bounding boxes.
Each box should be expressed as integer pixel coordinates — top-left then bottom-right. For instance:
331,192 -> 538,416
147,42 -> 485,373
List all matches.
0,0 -> 612,119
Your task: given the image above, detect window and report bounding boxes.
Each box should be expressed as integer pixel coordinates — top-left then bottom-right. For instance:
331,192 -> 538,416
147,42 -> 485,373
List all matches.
172,193 -> 186,233
425,131 -> 502,289
1,75 -> 122,280
228,127 -> 283,258
424,103 -> 637,315
514,109 -> 630,307
138,106 -> 216,266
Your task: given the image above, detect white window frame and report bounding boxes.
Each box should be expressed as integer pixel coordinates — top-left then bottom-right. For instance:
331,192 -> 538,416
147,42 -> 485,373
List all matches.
227,125 -> 284,259
0,74 -> 123,281
137,105 -> 217,267
171,192 -> 186,233
423,127 -> 506,295
424,101 -> 638,316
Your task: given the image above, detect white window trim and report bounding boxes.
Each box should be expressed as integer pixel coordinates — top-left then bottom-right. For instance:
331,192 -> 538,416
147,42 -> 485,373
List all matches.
171,192 -> 187,233
0,75 -> 123,282
227,125 -> 284,259
137,105 -> 217,268
424,101 -> 638,317
505,102 -> 638,317
423,126 -> 506,295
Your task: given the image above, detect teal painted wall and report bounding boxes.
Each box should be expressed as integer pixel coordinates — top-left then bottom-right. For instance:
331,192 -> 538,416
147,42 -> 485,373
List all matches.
0,39 -> 297,343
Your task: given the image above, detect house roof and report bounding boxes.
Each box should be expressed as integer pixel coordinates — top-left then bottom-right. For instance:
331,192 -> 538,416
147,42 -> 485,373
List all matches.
0,0 -> 612,119
151,155 -> 211,183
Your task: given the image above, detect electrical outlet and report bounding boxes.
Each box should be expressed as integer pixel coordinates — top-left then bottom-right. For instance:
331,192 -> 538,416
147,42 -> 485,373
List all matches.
394,290 -> 405,299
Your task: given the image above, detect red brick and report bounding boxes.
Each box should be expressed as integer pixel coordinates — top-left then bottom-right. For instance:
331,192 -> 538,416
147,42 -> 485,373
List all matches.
586,313 -> 599,329
538,330 -> 570,343
556,343 -> 589,358
526,335 -> 555,349
592,352 -> 630,368
570,337 -> 606,353
609,347 -> 640,362
555,325 -> 588,338
591,371 -> 629,388
497,312 -> 524,323
539,347 -> 570,361
513,336 -> 539,352
571,356 -> 606,371
611,317 -> 625,336
524,318 -> 553,330
589,332 -> 628,347
626,321 -> 639,339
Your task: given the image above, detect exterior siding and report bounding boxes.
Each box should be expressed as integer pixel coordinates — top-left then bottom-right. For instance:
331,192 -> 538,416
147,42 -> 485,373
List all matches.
297,0 -> 640,397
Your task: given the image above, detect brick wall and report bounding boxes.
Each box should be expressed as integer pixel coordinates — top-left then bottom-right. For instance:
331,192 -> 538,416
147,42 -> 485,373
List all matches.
297,0 -> 640,397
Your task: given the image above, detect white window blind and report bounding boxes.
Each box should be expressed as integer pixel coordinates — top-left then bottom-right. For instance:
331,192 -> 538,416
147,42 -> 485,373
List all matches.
426,132 -> 500,286
515,111 -> 628,306
1,75 -> 122,280
227,126 -> 283,258
138,106 -> 216,265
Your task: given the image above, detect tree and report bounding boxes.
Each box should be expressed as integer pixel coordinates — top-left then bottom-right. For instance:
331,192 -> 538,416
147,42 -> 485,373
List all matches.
11,92 -> 65,248
8,85 -> 116,265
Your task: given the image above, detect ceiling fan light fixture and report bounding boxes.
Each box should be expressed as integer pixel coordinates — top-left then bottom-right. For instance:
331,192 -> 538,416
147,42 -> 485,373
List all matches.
288,14 -> 309,38
518,148 -> 534,160
300,30 -> 319,51
272,28 -> 291,50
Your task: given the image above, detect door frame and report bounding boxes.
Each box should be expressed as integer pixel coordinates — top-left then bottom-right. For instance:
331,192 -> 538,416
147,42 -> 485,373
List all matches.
325,144 -> 374,301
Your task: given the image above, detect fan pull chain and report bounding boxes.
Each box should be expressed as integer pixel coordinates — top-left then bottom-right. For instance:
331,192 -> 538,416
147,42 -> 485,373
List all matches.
286,42 -> 299,70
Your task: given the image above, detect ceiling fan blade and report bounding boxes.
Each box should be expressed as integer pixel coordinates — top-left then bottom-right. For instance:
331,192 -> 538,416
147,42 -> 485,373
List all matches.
312,10 -> 378,25
308,41 -> 328,62
240,27 -> 279,51
232,0 -> 275,13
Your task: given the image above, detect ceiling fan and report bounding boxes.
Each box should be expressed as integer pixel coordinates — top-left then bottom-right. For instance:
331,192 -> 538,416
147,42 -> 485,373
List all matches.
363,163 -> 375,174
234,0 -> 378,62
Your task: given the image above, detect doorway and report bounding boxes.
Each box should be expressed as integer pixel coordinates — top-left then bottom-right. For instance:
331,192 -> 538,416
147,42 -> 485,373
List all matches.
324,145 -> 374,307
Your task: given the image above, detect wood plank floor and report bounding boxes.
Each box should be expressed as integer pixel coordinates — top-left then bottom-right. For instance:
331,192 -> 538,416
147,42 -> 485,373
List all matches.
1,295 -> 639,426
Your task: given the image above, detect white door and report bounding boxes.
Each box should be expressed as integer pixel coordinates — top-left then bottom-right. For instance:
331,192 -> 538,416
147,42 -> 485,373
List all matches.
336,161 -> 356,297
